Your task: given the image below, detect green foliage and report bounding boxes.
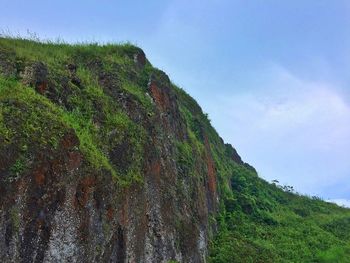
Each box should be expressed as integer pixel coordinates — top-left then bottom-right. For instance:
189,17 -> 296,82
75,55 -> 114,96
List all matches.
61,109 -> 115,176
0,77 -> 66,150
208,162 -> 350,262
0,35 -> 141,70
176,141 -> 195,175
316,246 -> 350,263
122,81 -> 154,113
9,158 -> 26,177
322,217 -> 350,240
0,37 -> 150,186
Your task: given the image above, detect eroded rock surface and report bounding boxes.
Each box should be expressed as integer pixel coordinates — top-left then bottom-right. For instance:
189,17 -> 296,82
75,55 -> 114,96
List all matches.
0,40 -> 225,263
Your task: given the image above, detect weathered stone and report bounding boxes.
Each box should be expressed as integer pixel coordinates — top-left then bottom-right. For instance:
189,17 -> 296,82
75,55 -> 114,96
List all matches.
21,61 -> 48,94
225,143 -> 243,164
0,42 -> 218,263
133,49 -> 146,68
0,52 -> 16,78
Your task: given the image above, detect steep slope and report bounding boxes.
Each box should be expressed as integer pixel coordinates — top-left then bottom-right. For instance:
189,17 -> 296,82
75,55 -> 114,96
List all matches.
0,38 -> 349,263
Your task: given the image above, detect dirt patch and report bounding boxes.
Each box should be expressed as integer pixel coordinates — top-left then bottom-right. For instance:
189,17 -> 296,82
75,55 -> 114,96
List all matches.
33,167 -> 46,186
61,131 -> 79,150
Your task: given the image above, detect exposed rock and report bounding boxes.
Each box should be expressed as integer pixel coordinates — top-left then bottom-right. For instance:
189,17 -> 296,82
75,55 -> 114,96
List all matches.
148,70 -> 187,140
225,143 -> 243,164
0,41 -> 219,263
21,61 -> 48,94
134,49 -> 146,68
225,143 -> 257,172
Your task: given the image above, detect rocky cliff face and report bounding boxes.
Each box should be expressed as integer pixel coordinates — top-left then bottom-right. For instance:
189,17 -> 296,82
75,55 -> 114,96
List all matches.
0,38 -> 239,262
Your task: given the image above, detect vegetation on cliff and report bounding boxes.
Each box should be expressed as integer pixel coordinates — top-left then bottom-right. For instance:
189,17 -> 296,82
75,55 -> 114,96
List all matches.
0,37 -> 349,262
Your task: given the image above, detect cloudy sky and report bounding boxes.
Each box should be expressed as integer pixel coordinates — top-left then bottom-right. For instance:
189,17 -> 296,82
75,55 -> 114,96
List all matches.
1,0 -> 349,206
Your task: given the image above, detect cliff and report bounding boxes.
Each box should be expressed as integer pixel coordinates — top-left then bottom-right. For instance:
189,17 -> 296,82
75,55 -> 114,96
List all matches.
0,38 -> 349,263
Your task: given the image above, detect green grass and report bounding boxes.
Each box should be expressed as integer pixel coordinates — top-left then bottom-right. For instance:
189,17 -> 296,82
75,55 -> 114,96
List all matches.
0,77 -> 66,149
9,158 -> 27,176
0,37 -> 150,185
122,81 -> 154,112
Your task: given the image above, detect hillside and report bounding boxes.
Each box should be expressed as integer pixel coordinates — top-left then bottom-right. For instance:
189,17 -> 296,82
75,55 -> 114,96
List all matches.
0,37 -> 349,263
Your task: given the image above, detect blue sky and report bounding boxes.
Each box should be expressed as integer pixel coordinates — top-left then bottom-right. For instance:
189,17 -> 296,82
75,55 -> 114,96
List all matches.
1,0 -> 349,205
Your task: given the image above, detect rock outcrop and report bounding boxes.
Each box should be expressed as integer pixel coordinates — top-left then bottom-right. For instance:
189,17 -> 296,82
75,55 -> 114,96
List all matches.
0,39 -> 228,263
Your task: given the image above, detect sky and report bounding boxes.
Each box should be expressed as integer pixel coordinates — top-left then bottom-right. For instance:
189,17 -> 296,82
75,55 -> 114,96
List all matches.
1,0 -> 349,206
